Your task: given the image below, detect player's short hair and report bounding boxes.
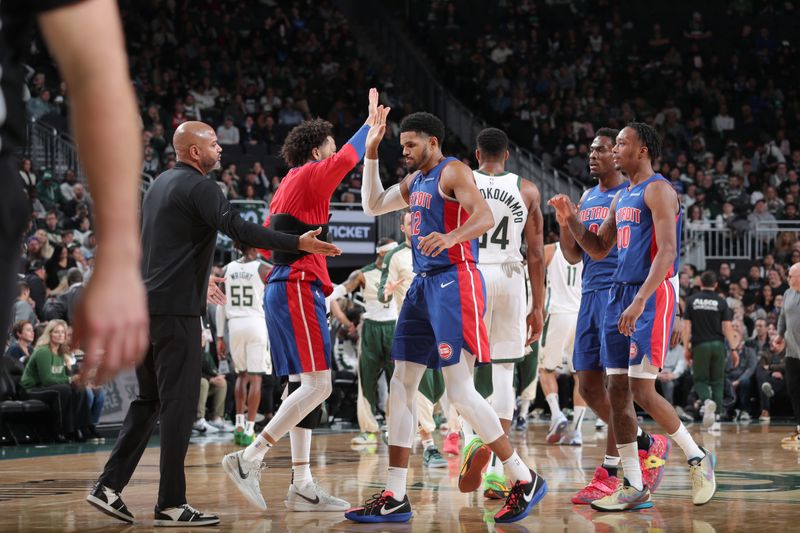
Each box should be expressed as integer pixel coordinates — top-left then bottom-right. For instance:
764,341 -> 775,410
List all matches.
626,122 -> 662,161
700,270 -> 717,288
280,118 -> 334,167
595,127 -> 619,142
476,127 -> 509,158
400,112 -> 445,145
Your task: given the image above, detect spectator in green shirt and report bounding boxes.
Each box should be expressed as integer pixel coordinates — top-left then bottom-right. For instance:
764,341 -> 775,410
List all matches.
21,319 -> 91,442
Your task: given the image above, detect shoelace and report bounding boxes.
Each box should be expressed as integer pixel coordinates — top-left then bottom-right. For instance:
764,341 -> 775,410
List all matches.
362,492 -> 390,512
503,481 -> 524,512
311,483 -> 333,501
181,503 -> 202,518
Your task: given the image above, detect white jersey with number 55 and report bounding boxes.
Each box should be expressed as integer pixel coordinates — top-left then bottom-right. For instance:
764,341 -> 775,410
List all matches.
224,259 -> 265,319
474,170 -> 528,264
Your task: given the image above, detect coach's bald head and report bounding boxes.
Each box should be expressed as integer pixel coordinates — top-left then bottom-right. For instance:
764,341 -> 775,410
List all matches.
173,121 -> 222,175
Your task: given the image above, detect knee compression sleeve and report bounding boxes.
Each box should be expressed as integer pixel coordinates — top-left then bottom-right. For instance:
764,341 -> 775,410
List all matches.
288,380 -> 324,429
442,351 -> 505,444
490,362 -> 516,420
264,370 -> 332,440
387,361 -> 426,448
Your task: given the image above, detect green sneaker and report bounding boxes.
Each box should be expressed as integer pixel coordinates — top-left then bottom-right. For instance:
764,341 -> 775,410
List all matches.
234,428 -> 243,446
350,432 -> 377,445
423,446 -> 447,468
483,471 -> 510,499
240,432 -> 255,446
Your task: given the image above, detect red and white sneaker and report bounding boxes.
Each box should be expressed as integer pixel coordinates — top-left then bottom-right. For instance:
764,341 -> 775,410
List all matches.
571,466 -> 621,504
443,432 -> 460,455
640,433 -> 670,492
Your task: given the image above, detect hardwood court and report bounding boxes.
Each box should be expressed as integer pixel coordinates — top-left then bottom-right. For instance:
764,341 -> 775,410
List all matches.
1,422 -> 799,532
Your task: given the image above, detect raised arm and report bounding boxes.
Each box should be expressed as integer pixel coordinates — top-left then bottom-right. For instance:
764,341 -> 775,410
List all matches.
418,161 -> 494,257
558,190 -> 590,265
361,106 -> 410,215
521,179 -> 544,343
549,193 -> 619,260
39,0 -> 148,384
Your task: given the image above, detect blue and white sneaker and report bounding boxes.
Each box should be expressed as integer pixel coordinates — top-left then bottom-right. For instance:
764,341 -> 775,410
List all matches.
344,490 -> 412,523
493,469 -> 548,523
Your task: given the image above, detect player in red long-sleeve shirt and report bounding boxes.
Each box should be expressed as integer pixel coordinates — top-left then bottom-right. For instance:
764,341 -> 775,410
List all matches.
223,89 -> 385,512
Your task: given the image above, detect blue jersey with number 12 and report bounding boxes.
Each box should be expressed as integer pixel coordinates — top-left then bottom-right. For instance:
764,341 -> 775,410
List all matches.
578,181 -> 628,292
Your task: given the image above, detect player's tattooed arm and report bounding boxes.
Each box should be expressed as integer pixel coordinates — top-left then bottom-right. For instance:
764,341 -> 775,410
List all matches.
557,190 -> 589,265
548,192 -> 618,260
341,269 -> 364,294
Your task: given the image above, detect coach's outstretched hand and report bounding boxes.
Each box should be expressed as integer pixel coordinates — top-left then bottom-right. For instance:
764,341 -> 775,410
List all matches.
298,227 -> 342,256
73,260 -> 149,385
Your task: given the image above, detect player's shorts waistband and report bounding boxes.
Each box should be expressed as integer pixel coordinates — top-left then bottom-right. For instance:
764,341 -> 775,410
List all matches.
611,280 -> 644,287
416,262 -> 477,278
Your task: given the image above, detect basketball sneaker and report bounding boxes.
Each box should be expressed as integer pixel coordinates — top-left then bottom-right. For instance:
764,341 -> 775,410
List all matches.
458,438 -> 491,492
86,482 -> 134,523
590,479 -> 653,512
514,415 -> 527,431
153,503 -> 219,526
640,433 -> 670,492
285,482 -> 350,511
571,466 -> 621,504
493,469 -> 548,523
240,432 -> 255,446
546,414 -> 569,444
221,450 -> 267,510
234,428 -> 243,445
702,400 -> 717,428
689,447 -> 716,505
781,431 -> 800,444
559,428 -> 582,446
344,490 -> 412,523
483,471 -> 510,499
351,432 -> 377,445
443,432 -> 460,455
423,446 -> 447,468
193,418 -> 218,434
595,418 -> 608,431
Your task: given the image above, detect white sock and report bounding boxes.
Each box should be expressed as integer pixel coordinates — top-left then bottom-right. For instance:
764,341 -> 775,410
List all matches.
385,466 -> 408,499
422,438 -> 434,450
573,406 -> 586,431
243,434 -> 272,463
637,427 -> 643,437
236,413 -> 245,429
546,393 -> 562,418
292,463 -> 313,488
502,451 -> 532,484
602,454 -> 621,468
669,423 -> 705,461
487,453 -> 504,477
617,442 -> 643,490
518,399 -> 531,418
245,420 -> 255,435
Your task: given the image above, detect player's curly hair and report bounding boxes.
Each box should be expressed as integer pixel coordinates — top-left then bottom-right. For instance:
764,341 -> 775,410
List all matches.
595,127 -> 619,142
280,118 -> 334,167
626,122 -> 662,162
399,112 -> 445,145
476,127 -> 508,157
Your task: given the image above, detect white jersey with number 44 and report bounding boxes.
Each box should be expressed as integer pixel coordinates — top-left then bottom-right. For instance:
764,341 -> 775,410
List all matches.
224,260 -> 265,319
474,170 -> 528,264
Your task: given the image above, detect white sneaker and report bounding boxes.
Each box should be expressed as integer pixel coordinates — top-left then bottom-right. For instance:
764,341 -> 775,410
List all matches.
284,482 -> 350,512
702,400 -> 716,428
559,428 -> 583,446
208,418 -> 235,432
708,421 -> 721,433
595,418 -> 607,431
221,450 -> 267,510
193,418 -> 219,434
546,414 -> 569,444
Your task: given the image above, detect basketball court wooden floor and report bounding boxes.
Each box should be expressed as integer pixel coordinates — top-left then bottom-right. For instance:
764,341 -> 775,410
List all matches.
1,422 -> 800,532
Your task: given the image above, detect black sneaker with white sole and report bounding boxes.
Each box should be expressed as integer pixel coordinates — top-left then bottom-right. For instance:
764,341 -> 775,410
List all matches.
344,490 -> 412,523
85,482 -> 134,523
153,504 -> 219,527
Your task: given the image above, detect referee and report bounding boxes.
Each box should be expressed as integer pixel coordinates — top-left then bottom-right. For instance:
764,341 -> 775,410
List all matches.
86,121 -> 339,527
682,270 -> 738,429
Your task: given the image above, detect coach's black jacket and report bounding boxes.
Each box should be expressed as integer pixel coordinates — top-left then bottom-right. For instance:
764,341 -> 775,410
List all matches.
141,162 -> 297,316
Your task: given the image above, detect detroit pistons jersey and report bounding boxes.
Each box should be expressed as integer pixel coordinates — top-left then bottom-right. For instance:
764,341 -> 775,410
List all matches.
224,260 -> 266,318
408,157 -> 479,273
473,170 -> 528,264
613,174 -> 682,284
578,181 -> 628,292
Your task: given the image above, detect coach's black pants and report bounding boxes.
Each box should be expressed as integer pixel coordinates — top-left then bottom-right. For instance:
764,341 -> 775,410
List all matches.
0,156 -> 32,339
99,315 -> 201,509
786,358 -> 800,427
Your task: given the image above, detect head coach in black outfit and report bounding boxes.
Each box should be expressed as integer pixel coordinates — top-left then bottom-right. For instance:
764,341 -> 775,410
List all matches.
86,121 -> 340,527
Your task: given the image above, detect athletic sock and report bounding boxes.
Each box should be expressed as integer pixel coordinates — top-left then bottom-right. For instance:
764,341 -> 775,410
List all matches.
602,455 -> 621,478
617,442 -> 643,491
243,434 -> 272,462
235,413 -> 245,430
546,393 -> 562,419
573,406 -> 587,431
636,428 -> 653,451
386,466 -> 408,500
518,399 -> 531,419
502,451 -> 532,484
292,463 -> 313,488
669,423 -> 705,461
422,438 -> 435,450
245,420 -> 255,435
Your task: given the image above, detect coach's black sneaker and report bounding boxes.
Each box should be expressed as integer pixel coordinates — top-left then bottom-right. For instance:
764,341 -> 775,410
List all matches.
86,482 -> 134,523
153,503 -> 219,527
494,469 -> 548,524
344,490 -> 412,523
